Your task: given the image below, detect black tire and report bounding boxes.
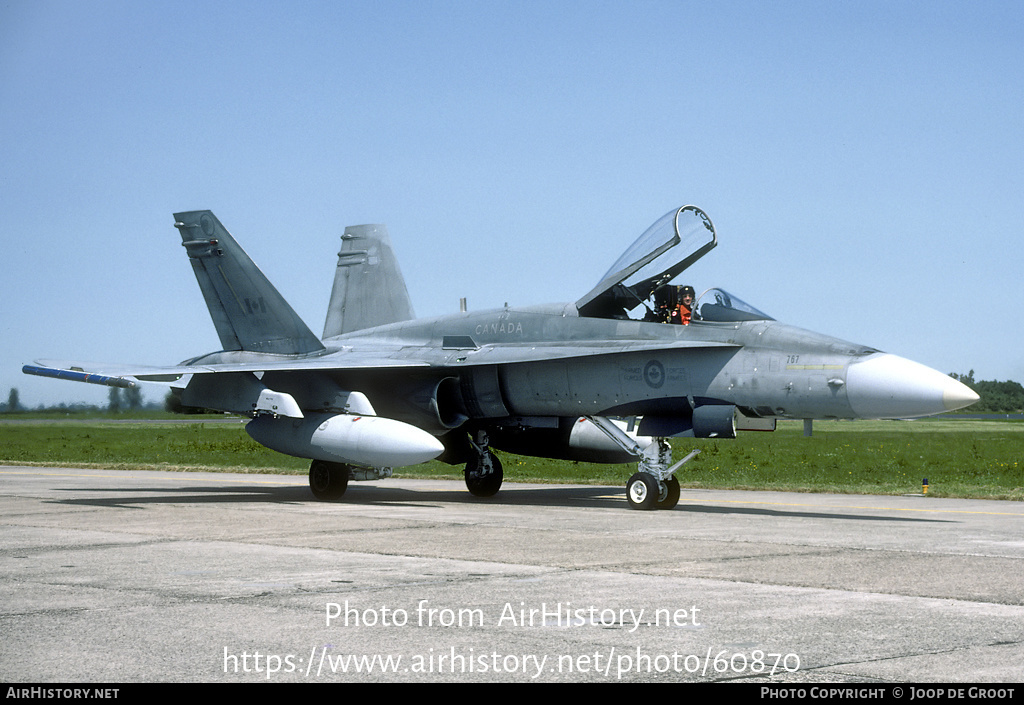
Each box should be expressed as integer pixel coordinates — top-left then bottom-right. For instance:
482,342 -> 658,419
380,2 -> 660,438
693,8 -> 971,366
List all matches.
656,475 -> 680,510
309,460 -> 349,500
626,472 -> 659,510
465,451 -> 503,497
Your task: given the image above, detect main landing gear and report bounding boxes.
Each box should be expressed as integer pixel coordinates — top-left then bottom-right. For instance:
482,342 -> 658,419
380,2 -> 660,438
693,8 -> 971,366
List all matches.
585,416 -> 699,511
464,430 -> 503,497
309,460 -> 349,500
308,460 -> 393,501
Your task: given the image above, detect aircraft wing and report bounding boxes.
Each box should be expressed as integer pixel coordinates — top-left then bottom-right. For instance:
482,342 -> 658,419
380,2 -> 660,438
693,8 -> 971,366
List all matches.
23,355 -> 431,388
25,338 -> 737,389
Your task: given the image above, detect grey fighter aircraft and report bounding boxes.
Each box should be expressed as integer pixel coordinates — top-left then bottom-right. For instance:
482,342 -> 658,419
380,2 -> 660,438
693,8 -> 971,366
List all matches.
24,205 -> 979,509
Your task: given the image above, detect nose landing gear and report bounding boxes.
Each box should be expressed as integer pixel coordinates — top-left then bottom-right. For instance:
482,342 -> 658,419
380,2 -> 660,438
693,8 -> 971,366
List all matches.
586,416 -> 698,510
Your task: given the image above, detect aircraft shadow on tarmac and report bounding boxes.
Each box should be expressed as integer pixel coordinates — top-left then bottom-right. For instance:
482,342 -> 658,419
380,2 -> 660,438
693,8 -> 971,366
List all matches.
49,481 -> 953,524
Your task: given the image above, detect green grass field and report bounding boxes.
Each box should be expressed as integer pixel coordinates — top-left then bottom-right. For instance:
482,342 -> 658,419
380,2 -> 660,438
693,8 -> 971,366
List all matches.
1,416 -> 1021,500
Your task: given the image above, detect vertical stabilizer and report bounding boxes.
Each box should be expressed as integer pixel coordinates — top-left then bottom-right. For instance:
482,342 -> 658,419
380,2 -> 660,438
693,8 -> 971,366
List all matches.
323,224 -> 415,338
173,211 -> 325,355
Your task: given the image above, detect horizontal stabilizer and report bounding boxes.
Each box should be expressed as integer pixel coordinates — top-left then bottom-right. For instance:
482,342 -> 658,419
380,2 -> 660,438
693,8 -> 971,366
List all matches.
174,211 -> 325,355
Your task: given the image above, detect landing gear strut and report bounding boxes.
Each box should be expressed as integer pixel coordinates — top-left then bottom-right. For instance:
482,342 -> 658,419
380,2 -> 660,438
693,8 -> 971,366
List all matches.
586,416 -> 698,511
309,460 -> 349,500
465,430 -> 503,497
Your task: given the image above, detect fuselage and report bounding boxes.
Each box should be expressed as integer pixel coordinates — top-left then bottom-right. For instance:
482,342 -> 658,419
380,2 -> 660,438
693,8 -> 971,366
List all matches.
180,301 -> 977,435
189,302 -> 973,431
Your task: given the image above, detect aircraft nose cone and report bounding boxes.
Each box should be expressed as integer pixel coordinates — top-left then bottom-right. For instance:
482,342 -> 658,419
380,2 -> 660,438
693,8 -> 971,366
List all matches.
846,353 -> 980,419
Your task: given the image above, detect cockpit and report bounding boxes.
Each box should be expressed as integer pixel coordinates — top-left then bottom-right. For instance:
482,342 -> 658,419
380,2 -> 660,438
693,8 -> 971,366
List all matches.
575,205 -> 773,324
693,287 -> 773,323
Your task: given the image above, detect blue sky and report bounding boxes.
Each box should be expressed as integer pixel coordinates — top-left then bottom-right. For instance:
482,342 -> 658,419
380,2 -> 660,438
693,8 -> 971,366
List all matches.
2,0 -> 1022,408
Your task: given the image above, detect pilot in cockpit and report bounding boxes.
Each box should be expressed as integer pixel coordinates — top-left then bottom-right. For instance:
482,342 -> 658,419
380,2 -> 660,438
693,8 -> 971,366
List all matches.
647,284 -> 695,325
677,285 -> 695,325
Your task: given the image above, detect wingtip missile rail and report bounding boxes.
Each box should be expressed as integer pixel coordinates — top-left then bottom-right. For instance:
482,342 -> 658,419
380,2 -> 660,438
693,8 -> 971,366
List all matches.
22,364 -> 135,389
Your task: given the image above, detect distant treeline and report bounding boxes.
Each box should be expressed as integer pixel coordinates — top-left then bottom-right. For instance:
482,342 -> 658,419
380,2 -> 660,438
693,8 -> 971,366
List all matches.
1,386 -> 160,414
950,372 -> 1024,414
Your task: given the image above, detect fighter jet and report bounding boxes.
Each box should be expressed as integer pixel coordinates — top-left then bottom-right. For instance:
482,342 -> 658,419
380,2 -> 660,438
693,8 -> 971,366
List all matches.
24,205 -> 979,509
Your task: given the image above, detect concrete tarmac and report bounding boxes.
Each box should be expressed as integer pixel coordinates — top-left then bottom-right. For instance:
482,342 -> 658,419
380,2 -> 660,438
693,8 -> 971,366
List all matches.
1,465 -> 1022,683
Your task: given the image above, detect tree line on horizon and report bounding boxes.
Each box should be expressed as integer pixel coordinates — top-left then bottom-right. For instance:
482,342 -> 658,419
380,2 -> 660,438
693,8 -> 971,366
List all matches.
948,371 -> 1024,415
2,386 -> 156,414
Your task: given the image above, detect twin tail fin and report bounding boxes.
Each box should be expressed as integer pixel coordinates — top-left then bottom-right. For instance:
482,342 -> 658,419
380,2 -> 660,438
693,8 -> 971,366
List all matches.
173,211 -> 325,355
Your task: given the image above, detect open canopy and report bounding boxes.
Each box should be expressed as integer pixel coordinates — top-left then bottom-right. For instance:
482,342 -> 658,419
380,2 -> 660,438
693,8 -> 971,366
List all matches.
576,205 -> 717,319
